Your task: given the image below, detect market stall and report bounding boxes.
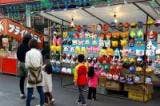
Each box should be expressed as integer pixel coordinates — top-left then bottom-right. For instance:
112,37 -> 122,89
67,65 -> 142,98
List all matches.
0,18 -> 44,75
40,1 -> 160,102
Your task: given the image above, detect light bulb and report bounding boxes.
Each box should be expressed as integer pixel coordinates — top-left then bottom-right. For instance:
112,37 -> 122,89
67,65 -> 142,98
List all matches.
114,18 -> 118,23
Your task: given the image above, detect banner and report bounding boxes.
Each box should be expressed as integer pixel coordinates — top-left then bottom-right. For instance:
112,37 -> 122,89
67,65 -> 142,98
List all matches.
0,18 -> 44,46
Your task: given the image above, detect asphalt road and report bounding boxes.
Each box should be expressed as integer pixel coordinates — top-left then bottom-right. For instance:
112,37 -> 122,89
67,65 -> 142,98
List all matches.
0,74 -> 160,106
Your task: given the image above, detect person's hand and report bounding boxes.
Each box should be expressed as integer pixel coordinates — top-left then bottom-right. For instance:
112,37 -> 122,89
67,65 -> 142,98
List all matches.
74,81 -> 77,86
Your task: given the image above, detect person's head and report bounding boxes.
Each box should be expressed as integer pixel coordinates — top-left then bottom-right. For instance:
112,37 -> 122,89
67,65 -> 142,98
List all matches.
78,54 -> 85,63
28,39 -> 38,49
88,66 -> 95,78
22,33 -> 32,44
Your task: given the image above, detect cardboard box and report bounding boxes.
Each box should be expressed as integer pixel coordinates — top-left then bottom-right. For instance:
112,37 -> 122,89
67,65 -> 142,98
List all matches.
106,80 -> 121,91
128,90 -> 152,102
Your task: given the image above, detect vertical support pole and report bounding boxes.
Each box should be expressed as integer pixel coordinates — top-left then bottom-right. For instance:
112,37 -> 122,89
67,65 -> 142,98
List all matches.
25,4 -> 31,27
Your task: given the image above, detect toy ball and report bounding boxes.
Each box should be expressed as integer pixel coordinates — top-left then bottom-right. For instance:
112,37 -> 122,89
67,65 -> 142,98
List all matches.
113,75 -> 119,80
134,76 -> 140,83
145,77 -> 152,84
136,67 -> 143,72
112,41 -> 118,47
130,30 -> 136,38
146,67 -> 153,73
120,39 -> 127,47
129,66 -> 136,73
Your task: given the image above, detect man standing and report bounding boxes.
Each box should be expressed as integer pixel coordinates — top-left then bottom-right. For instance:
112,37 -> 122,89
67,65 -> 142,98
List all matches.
17,33 -> 31,99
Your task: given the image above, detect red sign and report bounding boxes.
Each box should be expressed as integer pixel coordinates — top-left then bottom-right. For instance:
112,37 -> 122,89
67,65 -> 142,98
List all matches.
0,0 -> 37,5
0,18 -> 44,47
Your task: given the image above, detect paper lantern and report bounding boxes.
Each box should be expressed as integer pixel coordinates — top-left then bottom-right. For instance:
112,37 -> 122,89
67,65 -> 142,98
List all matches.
120,39 -> 127,47
112,41 -> 118,47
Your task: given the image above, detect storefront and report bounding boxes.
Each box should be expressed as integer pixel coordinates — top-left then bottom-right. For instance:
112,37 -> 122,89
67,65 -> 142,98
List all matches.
0,18 -> 44,75
39,1 -> 160,102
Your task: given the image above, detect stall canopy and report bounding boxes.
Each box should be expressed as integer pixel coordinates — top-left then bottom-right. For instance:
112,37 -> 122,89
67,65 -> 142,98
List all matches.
39,1 -> 160,25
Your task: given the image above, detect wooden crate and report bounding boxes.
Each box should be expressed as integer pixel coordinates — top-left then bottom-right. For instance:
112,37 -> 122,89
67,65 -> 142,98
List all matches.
128,90 -> 152,102
99,76 -> 107,87
106,80 -> 121,91
124,84 -> 153,94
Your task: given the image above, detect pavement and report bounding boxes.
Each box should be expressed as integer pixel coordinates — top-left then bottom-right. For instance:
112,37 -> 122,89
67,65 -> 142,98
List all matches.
0,74 -> 160,106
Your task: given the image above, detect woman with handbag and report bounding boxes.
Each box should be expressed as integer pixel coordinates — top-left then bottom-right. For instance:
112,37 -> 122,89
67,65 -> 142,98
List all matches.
25,39 -> 44,106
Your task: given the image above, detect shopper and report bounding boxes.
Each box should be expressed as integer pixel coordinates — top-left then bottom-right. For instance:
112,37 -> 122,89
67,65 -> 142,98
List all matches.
87,66 -> 102,101
17,33 -> 31,99
25,39 -> 44,106
74,54 -> 88,106
42,56 -> 55,105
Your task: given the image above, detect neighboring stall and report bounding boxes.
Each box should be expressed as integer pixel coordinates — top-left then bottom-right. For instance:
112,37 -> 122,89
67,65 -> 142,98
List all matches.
0,18 -> 44,75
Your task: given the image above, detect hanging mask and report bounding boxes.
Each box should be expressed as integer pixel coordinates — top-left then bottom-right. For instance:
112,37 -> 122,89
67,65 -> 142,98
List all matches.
137,29 -> 143,38
120,39 -> 127,47
123,22 -> 130,29
110,22 -> 116,28
130,22 -> 137,28
121,32 -> 129,38
102,23 -> 109,32
130,30 -> 136,38
112,40 -> 118,47
137,21 -> 144,28
105,32 -> 112,39
112,32 -> 120,39
96,24 -> 102,32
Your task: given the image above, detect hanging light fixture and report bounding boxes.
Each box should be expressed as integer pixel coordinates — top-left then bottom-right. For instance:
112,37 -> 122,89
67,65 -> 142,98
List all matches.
114,12 -> 118,23
70,18 -> 75,27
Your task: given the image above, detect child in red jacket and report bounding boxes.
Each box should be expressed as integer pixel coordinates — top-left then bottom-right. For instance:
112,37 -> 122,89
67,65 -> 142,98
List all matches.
74,54 -> 88,106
